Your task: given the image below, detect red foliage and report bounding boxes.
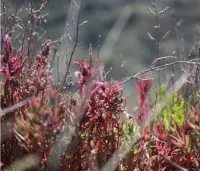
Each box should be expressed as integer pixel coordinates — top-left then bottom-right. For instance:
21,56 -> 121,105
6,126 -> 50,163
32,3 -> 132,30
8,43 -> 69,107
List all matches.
1,5 -> 200,170
64,59 -> 125,170
134,79 -> 152,107
74,58 -> 99,98
134,78 -> 152,122
1,34 -> 26,86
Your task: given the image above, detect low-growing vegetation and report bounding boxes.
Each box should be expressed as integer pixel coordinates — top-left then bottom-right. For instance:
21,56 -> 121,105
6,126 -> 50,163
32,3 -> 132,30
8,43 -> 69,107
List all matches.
1,0 -> 200,170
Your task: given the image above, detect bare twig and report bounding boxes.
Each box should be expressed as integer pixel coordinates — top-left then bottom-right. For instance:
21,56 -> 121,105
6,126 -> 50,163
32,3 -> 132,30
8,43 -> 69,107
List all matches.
152,1 -> 160,58
151,56 -> 177,68
97,34 -> 101,59
121,57 -> 200,84
152,1 -> 163,95
61,0 -> 83,90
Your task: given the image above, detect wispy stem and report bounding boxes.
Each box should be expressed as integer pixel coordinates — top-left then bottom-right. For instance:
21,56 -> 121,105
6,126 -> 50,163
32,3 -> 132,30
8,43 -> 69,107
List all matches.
61,0 -> 83,91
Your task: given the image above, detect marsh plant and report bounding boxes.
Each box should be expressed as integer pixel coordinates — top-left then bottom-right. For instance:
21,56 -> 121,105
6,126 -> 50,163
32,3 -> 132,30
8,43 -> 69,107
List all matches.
1,0 -> 200,170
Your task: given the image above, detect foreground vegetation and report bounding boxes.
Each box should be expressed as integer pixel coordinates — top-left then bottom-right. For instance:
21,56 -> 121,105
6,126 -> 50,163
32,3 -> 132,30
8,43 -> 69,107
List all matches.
1,0 -> 200,170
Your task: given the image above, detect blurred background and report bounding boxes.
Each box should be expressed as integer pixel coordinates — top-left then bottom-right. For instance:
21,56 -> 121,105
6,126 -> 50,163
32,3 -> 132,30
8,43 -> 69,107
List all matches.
8,0 -> 200,108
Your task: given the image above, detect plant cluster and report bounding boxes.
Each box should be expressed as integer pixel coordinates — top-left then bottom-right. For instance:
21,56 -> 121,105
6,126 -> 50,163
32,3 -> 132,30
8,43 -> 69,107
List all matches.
1,1 -> 200,171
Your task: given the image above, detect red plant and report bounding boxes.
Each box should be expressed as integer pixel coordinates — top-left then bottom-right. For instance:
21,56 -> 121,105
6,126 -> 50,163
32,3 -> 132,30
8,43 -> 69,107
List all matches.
1,34 -> 27,86
134,78 -> 152,122
1,1 -> 200,170
74,58 -> 99,98
63,58 -> 125,170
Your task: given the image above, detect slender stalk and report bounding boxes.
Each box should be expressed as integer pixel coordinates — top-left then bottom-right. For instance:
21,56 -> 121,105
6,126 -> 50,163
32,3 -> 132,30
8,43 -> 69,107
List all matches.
61,0 -> 83,91
152,1 -> 162,96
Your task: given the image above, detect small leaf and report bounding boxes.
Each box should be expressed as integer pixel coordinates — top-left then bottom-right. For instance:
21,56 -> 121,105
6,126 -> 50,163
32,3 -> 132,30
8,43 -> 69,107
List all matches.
147,7 -> 155,15
147,32 -> 155,40
162,30 -> 171,40
79,20 -> 88,27
159,7 -> 169,15
154,25 -> 160,29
